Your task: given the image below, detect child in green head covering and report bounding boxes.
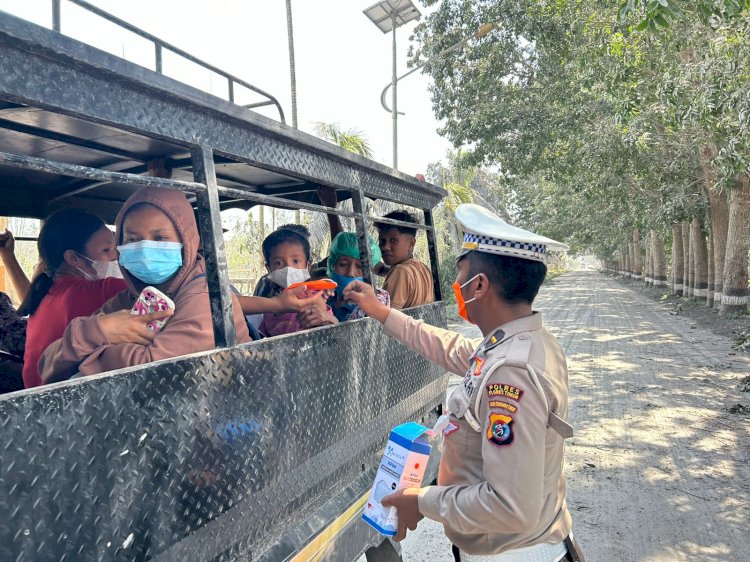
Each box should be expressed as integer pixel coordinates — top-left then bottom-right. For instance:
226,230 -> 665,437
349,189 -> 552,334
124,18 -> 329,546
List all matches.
325,232 -> 390,322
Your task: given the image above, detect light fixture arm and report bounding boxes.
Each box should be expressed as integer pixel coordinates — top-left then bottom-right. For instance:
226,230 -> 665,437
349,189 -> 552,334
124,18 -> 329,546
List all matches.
380,22 -> 497,114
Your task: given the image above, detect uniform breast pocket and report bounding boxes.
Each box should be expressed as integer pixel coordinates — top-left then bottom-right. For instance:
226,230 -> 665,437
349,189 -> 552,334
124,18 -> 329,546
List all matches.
447,376 -> 473,418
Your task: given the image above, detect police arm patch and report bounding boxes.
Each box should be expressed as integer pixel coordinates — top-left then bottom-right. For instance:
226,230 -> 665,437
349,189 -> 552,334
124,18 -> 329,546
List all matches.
487,412 -> 514,447
486,383 -> 524,401
489,400 -> 517,413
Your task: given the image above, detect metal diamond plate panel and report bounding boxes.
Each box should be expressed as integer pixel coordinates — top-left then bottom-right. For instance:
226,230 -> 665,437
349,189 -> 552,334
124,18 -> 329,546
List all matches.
0,304 -> 448,561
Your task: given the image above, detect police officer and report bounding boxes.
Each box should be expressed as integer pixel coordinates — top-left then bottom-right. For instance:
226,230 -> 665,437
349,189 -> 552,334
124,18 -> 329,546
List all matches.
344,204 -> 584,561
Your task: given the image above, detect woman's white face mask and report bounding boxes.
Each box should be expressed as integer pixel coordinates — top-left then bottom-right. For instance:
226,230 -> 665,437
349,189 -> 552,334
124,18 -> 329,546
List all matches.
267,266 -> 310,289
77,253 -> 124,280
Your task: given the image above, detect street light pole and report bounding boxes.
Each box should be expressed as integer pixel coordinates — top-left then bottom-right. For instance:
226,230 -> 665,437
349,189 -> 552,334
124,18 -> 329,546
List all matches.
286,0 -> 298,130
364,0 -> 421,171
391,13 -> 398,169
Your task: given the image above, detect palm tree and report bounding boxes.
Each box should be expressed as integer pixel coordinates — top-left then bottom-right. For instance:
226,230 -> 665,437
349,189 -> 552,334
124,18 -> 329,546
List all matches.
439,181 -> 474,254
304,123 -> 377,257
313,122 -> 373,158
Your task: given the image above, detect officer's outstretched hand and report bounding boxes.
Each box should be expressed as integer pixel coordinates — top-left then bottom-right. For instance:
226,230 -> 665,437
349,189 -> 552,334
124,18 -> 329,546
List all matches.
381,488 -> 424,541
342,280 -> 390,323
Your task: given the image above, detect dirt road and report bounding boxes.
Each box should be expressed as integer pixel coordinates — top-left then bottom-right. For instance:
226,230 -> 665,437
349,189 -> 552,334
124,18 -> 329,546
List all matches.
399,271 -> 750,561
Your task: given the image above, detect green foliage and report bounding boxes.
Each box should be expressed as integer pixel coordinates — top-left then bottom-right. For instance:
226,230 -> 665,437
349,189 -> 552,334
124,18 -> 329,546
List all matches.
312,122 -> 374,158
426,150 -> 516,293
733,330 -> 750,350
411,0 -> 750,261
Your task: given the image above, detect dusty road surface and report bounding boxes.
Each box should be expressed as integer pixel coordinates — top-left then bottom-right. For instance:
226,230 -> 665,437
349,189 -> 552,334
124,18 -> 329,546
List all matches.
397,271 -> 750,562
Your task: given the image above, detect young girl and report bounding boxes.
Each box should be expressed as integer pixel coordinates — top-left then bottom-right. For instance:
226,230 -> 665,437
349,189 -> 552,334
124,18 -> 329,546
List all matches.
257,228 -> 337,337
17,210 -> 127,388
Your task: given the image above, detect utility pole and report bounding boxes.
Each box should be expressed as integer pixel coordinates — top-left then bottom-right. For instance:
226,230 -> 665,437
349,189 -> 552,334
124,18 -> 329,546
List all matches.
286,0 -> 300,223
391,12 -> 398,169
285,0 -> 298,130
364,0 -> 420,171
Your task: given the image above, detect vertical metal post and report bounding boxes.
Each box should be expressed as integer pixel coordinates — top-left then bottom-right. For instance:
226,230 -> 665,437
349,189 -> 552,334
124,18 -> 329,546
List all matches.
351,189 -> 374,286
391,15 -> 398,170
228,79 -> 234,102
154,43 -> 163,74
286,0 -> 298,129
52,0 -> 61,32
423,209 -> 442,301
191,145 -> 237,347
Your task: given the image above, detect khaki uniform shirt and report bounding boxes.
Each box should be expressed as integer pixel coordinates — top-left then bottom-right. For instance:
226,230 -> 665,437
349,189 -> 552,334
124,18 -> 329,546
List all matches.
382,258 -> 435,310
383,309 -> 573,555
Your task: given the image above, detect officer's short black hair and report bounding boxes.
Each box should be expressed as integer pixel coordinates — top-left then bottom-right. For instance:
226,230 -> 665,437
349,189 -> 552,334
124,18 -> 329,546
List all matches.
375,210 -> 418,237
461,251 -> 547,305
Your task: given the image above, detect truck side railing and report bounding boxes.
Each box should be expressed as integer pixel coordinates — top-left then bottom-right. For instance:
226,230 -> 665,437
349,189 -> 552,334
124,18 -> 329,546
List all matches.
50,0 -> 287,123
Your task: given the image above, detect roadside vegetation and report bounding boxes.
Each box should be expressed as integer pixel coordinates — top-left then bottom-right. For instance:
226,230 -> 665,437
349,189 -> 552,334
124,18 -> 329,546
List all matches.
409,0 -> 750,317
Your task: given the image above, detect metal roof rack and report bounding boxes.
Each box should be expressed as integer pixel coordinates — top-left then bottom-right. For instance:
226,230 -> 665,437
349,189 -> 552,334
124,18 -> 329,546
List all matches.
51,0 -> 286,122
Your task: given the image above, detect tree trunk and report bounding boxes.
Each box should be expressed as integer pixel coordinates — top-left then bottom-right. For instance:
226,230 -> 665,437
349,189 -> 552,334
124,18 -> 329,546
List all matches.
652,230 -> 667,287
626,245 -> 632,277
686,221 -> 695,297
692,217 -> 708,301
701,145 -> 728,309
708,190 -> 729,309
648,233 -> 655,286
672,223 -> 684,295
721,177 -> 750,316
632,229 -> 642,280
707,226 -> 714,305
682,221 -> 693,297
649,231 -> 654,286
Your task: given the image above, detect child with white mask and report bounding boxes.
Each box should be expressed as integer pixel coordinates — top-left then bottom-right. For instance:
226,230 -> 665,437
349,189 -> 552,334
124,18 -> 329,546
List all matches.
17,209 -> 127,388
258,228 -> 337,337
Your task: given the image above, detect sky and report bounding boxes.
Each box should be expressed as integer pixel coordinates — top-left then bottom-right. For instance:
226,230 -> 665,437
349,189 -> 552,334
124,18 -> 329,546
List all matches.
0,0 -> 455,176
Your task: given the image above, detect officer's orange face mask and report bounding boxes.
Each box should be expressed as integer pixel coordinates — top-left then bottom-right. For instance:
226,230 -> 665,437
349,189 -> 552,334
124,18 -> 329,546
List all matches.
452,274 -> 480,323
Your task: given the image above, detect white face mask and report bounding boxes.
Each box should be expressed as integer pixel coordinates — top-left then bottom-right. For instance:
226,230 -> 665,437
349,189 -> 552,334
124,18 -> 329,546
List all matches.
267,266 -> 310,289
77,254 -> 124,280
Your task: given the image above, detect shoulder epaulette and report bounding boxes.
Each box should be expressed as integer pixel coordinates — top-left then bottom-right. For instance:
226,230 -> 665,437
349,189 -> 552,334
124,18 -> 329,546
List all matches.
503,333 -> 533,367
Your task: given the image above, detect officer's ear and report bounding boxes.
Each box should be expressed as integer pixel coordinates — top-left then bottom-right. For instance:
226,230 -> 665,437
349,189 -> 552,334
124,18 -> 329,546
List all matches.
473,273 -> 491,300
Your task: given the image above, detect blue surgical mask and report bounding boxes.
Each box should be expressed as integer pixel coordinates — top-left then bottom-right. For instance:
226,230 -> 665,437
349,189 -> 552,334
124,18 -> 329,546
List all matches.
117,240 -> 183,285
330,271 -> 363,299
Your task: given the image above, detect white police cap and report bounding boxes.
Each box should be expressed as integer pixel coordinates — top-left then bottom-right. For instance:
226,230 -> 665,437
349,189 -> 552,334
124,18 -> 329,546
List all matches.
456,204 -> 569,263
